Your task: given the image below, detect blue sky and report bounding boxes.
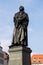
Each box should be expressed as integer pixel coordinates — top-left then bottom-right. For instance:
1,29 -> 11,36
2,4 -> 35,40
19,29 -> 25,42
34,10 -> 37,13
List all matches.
0,0 -> 43,54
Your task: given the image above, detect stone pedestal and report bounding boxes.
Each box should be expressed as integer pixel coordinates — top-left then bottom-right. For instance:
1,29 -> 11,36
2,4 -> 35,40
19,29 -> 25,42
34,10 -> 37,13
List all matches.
8,46 -> 32,65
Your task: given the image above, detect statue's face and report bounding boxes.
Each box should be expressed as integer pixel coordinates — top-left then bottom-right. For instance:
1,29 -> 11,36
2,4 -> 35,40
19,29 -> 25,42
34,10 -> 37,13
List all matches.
19,6 -> 24,12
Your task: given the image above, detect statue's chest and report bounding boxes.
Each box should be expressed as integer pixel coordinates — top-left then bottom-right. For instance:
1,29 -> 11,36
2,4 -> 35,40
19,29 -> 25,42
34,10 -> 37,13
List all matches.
16,13 -> 26,19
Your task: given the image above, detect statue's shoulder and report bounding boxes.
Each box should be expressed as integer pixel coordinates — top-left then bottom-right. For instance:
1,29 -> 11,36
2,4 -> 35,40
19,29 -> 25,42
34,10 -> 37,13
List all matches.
23,12 -> 28,19
24,12 -> 28,17
14,12 -> 19,18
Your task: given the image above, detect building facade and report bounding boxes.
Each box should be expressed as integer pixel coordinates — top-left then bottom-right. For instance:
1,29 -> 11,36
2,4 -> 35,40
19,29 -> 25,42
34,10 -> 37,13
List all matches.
31,54 -> 43,65
0,46 -> 4,65
0,46 -> 9,65
4,52 -> 9,65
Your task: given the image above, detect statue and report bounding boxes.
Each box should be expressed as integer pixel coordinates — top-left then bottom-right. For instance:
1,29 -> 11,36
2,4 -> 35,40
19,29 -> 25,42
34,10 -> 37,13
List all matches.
12,6 -> 29,46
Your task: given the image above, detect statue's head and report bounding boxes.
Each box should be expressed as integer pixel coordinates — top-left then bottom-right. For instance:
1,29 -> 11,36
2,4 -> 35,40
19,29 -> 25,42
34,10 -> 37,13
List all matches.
19,6 -> 24,12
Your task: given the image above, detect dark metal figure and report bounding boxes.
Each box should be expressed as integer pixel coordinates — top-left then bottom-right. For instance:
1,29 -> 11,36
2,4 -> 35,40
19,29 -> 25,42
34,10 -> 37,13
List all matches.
12,6 -> 29,46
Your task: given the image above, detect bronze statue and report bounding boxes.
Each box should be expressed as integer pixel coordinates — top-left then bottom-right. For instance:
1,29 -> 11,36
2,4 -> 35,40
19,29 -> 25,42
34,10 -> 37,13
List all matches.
12,6 -> 29,46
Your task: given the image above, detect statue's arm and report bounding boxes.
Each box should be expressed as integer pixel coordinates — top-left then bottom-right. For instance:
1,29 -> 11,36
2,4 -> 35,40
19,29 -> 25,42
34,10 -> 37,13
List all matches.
13,17 -> 18,28
22,14 -> 29,29
25,14 -> 29,26
13,16 -> 16,26
13,14 -> 19,28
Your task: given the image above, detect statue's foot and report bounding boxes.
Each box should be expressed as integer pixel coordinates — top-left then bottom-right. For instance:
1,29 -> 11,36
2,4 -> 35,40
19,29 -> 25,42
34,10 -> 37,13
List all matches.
9,44 -> 14,48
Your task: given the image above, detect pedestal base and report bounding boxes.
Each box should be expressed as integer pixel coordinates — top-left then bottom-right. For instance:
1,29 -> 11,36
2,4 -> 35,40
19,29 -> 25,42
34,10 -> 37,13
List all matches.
8,46 -> 32,65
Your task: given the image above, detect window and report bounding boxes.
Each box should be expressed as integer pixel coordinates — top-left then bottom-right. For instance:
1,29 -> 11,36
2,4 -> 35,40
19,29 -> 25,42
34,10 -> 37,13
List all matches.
0,59 -> 4,64
38,57 -> 41,63
0,52 -> 4,58
33,57 -> 36,63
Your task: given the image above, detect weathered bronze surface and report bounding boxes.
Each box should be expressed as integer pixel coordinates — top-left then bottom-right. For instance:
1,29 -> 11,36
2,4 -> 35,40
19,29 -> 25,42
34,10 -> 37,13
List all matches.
11,6 -> 29,46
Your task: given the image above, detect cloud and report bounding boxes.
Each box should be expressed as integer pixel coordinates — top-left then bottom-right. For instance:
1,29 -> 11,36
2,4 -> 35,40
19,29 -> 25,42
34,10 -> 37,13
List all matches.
0,39 -> 11,54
